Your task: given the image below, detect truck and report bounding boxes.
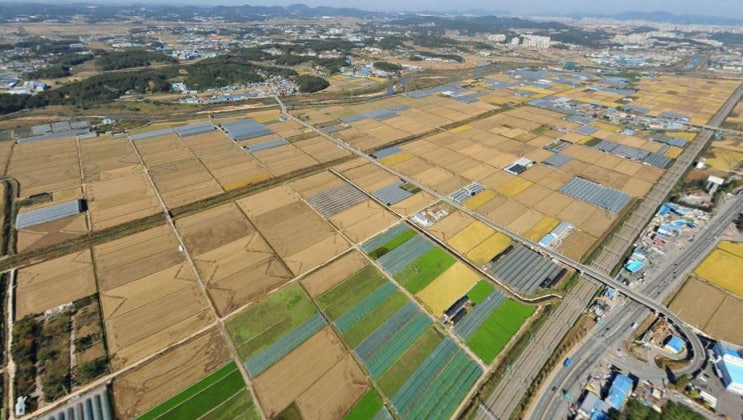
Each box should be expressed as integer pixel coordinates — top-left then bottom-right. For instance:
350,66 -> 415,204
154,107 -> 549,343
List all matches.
563,357 -> 573,367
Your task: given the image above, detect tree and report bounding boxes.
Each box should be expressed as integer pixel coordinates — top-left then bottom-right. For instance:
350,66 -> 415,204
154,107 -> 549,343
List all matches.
296,75 -> 329,93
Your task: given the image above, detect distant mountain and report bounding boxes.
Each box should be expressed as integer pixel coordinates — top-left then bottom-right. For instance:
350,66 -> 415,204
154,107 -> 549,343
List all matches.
570,11 -> 743,26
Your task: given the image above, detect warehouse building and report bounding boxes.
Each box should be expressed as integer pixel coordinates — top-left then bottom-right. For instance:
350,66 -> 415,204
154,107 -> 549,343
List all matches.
712,341 -> 743,396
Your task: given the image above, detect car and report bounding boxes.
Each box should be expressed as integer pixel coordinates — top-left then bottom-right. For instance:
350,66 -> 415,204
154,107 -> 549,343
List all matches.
551,386 -> 557,392
630,322 -> 638,330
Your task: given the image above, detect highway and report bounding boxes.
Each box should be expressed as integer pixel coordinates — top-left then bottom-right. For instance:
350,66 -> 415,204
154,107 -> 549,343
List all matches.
591,82 -> 743,276
529,193 -> 743,419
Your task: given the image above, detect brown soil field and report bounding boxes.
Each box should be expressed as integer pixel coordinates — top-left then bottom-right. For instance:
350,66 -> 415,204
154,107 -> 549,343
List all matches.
479,171 -> 515,191
176,203 -> 253,255
0,140 -> 14,175
15,249 -> 97,318
557,230 -> 597,262
149,159 -> 224,208
611,159 -> 643,177
7,137 -> 81,197
200,150 -> 272,191
620,178 -> 653,197
300,251 -> 369,298
113,328 -> 231,418
697,293 -> 743,344
390,191 -> 437,216
253,144 -> 318,176
133,134 -> 195,168
288,171 -> 343,199
181,131 -> 236,157
578,165 -> 629,191
526,166 -> 572,190
252,327 -> 347,417
634,165 -> 664,183
484,200 -> 528,227
101,262 -> 213,369
267,120 -> 304,138
580,208 -> 617,238
338,161 -> 399,192
236,185 -> 298,218
86,171 -> 161,231
506,209 -> 545,235
427,211 -> 473,242
94,225 -> 183,291
16,213 -> 88,253
296,354 -> 368,420
194,233 -> 292,316
513,184 -> 553,207
295,136 -> 351,163
329,200 -> 399,243
670,278 -> 727,335
533,192 -> 574,217
238,187 -> 349,274
558,201 -> 597,227
79,137 -> 141,183
472,194 -> 509,218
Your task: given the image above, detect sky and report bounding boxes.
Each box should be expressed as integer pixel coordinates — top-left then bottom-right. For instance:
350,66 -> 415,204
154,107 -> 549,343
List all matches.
154,0 -> 743,17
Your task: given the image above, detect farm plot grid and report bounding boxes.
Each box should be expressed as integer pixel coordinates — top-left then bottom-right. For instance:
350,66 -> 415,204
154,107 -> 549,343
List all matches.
314,259 -> 484,419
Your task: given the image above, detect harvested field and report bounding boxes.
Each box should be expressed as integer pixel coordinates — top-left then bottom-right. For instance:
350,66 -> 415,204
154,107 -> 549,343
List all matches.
620,178 -> 653,197
580,208 -> 617,238
416,262 -> 480,315
301,251 -> 369,298
295,136 -> 350,163
466,233 -> 512,265
200,150 -> 271,191
329,200 -> 399,243
237,186 -> 349,275
391,191 -> 437,216
252,327 -> 346,417
80,137 -> 140,183
533,192 -> 574,217
288,171 -> 342,198
149,159 -> 223,208
703,294 -> 743,345
113,328 -> 232,419
134,134 -> 194,168
558,230 -> 597,262
558,200 -> 596,227
86,171 -> 161,231
15,249 -> 96,318
447,221 -> 496,254
100,262 -> 213,369
694,242 -> 743,297
253,144 -> 318,176
0,139 -> 13,174
427,211 -> 473,242
94,225 -> 182,291
337,162 -> 399,192
181,131 -> 235,157
176,203 -> 253,255
670,277 -> 743,344
7,137 -> 81,197
16,213 -> 88,253
193,233 -> 292,316
506,209 -> 546,235
483,200 -> 528,227
295,354 -> 368,420
513,184 -> 553,207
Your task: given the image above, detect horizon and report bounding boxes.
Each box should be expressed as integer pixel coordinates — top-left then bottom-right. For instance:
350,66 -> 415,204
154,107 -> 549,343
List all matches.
2,0 -> 743,19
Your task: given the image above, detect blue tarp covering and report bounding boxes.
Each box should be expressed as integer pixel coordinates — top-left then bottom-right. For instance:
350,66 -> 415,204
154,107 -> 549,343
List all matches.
607,374 -> 633,409
538,234 -> 557,247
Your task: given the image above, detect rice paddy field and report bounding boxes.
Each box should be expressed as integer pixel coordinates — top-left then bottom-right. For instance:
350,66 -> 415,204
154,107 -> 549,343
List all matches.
693,241 -> 743,297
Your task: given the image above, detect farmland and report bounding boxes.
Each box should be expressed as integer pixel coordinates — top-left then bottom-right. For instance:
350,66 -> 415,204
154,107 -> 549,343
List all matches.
694,241 -> 743,296
670,277 -> 743,346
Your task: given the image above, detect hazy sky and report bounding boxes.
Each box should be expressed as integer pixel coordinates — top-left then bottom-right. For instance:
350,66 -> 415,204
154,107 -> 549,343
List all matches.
159,0 -> 743,17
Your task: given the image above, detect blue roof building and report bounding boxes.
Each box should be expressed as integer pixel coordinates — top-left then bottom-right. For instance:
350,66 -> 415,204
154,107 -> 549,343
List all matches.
714,341 -> 743,396
625,260 -> 644,273
664,336 -> 685,354
606,374 -> 633,410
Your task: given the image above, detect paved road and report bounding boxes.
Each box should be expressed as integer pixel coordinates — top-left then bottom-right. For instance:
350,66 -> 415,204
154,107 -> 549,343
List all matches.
530,194 -> 743,419
476,278 -> 599,419
591,82 -> 743,275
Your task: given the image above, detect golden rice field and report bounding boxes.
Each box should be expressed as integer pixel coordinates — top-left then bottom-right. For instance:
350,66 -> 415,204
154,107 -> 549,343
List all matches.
415,262 -> 480,315
379,151 -> 414,166
694,242 -> 743,297
447,221 -> 496,254
465,232 -> 512,265
705,148 -> 743,171
463,190 -> 498,211
524,216 -> 560,242
496,177 -> 533,197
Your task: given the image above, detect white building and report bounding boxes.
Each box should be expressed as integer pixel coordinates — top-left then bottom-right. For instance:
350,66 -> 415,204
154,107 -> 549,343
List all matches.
706,175 -> 725,194
712,341 -> 743,396
521,35 -> 551,49
510,37 -> 520,46
488,34 -> 506,43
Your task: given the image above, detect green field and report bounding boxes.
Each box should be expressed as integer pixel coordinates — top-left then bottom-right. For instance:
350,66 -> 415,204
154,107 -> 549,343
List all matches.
137,362 -> 258,420
394,247 -> 456,294
344,389 -> 384,420
466,300 -> 536,363
377,328 -> 442,396
317,265 -> 387,320
467,280 -> 495,305
226,283 -> 316,360
368,229 -> 418,259
343,292 -> 409,348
